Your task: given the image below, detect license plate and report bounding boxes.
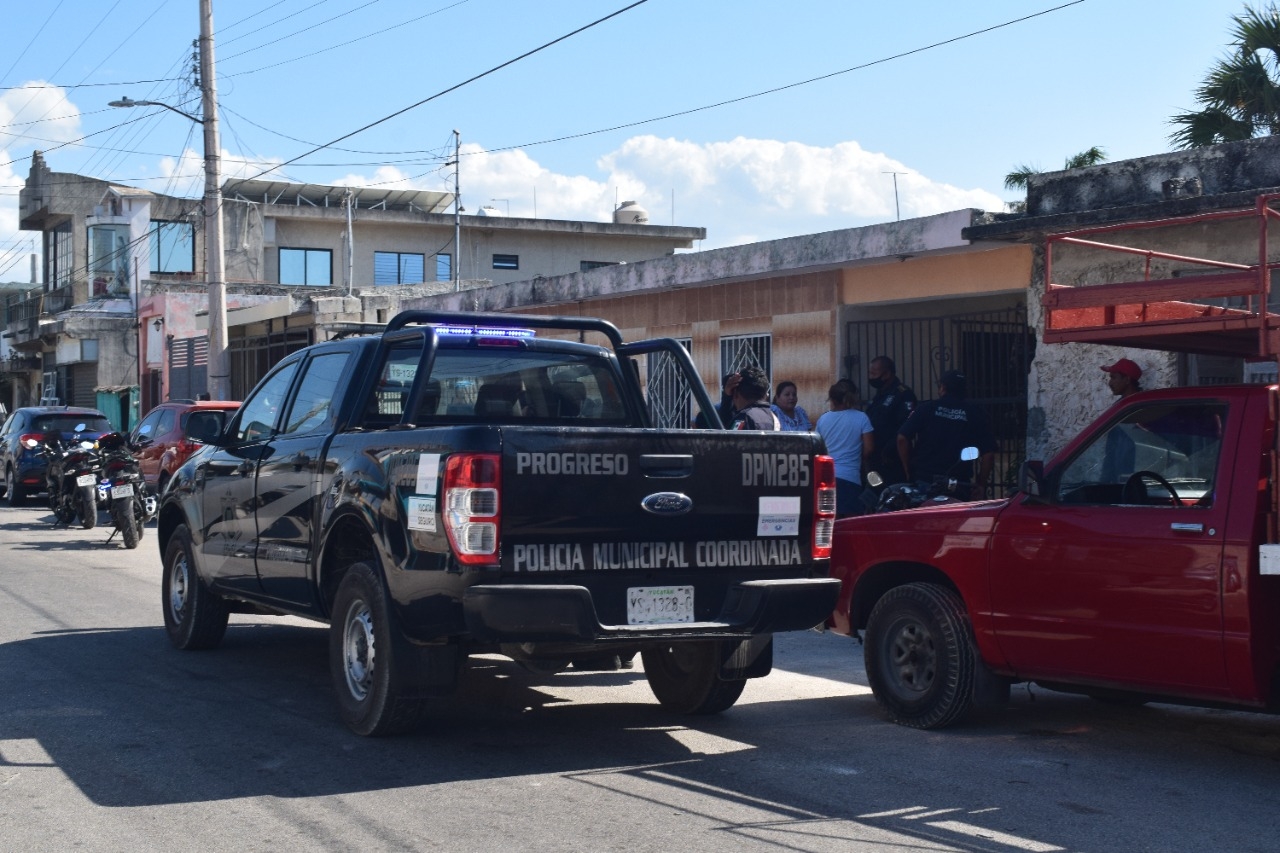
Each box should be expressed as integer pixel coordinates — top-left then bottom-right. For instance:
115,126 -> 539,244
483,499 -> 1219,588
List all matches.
112,483 -> 134,499
76,474 -> 97,487
626,585 -> 694,625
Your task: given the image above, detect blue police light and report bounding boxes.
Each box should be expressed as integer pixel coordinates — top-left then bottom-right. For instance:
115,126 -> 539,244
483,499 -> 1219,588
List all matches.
434,325 -> 535,339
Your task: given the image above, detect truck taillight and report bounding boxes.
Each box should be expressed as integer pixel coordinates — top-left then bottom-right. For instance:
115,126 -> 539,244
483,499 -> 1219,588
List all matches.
443,453 -> 501,566
813,455 -> 836,559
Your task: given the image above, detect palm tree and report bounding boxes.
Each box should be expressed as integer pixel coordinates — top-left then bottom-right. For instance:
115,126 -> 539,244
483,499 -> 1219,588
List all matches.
1170,3 -> 1280,148
1003,147 -> 1108,212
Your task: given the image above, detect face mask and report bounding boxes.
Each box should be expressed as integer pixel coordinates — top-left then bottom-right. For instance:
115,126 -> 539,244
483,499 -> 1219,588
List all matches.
868,377 -> 885,391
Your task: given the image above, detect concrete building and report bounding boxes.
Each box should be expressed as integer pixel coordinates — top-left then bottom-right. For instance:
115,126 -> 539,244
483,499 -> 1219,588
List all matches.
5,153 -> 704,420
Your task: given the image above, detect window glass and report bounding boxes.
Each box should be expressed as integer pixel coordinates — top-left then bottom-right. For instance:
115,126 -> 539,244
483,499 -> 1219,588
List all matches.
279,248 -> 333,286
149,220 -> 195,273
88,224 -> 130,297
32,414 -> 112,433
373,251 -> 425,285
132,410 -> 162,441
1056,403 -> 1227,507
156,408 -> 177,438
281,353 -> 350,436
492,254 -> 519,270
235,362 -> 300,442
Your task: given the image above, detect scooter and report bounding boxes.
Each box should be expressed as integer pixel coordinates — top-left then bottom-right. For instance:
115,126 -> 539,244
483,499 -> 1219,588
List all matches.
865,446 -> 980,513
95,431 -> 156,550
41,426 -> 102,529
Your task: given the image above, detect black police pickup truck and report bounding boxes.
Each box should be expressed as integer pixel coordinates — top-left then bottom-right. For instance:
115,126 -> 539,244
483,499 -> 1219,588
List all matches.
158,310 -> 839,735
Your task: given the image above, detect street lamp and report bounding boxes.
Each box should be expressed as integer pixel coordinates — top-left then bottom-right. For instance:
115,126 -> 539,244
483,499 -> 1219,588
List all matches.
108,1 -> 228,400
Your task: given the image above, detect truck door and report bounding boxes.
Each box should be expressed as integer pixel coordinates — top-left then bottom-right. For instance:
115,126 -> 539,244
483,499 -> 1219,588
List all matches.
197,360 -> 301,595
989,399 -> 1234,695
254,350 -> 352,605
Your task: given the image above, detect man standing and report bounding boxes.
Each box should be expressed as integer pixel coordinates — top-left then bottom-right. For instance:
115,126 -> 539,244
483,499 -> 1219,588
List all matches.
864,356 -> 916,484
1101,358 -> 1142,399
897,369 -> 997,499
726,366 -> 780,430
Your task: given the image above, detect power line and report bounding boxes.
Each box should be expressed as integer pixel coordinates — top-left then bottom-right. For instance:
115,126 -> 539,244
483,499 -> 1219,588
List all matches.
237,0 -> 651,183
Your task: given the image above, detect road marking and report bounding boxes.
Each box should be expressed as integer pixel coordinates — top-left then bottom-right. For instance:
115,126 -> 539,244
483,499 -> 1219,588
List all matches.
903,808 -> 963,820
927,820 -> 1064,852
857,806 -> 930,818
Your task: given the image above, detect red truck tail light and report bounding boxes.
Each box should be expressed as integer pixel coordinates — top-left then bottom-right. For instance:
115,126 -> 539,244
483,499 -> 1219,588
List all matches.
813,455 -> 836,559
443,453 -> 501,565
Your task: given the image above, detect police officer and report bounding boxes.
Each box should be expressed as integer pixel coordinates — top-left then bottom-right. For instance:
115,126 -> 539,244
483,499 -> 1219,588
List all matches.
864,355 -> 916,484
897,369 -> 996,499
726,366 -> 780,430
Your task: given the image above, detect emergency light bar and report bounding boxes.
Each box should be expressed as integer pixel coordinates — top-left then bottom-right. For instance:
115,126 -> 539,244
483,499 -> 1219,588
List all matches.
434,325 -> 535,339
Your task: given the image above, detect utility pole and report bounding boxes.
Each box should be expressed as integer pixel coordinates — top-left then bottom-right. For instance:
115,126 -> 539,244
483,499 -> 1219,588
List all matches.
883,171 -> 906,222
453,129 -> 461,292
200,0 -> 229,400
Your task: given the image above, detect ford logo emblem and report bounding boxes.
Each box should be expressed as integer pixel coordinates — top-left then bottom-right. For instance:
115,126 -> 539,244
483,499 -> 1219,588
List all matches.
641,492 -> 693,516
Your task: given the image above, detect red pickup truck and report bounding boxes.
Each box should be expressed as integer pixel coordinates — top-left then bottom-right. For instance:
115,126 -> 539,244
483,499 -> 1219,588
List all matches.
829,383 -> 1280,728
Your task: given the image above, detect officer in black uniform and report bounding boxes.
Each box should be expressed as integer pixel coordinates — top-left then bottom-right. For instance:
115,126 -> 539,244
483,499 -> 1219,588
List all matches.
864,355 -> 917,484
727,366 -> 780,430
897,369 -> 997,498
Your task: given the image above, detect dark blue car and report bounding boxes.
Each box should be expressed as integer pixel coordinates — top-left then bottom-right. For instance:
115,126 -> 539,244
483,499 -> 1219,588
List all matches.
0,406 -> 113,507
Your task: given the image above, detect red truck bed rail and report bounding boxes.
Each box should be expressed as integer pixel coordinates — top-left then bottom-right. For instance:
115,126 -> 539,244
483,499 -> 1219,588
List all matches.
1043,194 -> 1280,360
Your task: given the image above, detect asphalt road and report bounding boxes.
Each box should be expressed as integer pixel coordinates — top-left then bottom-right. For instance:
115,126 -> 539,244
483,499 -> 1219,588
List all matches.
2,503 -> 1280,852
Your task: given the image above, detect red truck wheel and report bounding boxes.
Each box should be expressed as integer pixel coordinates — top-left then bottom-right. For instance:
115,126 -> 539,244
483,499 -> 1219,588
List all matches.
863,583 -> 977,729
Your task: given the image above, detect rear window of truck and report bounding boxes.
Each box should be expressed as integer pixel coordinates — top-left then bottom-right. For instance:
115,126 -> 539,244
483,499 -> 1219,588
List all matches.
362,345 -> 631,428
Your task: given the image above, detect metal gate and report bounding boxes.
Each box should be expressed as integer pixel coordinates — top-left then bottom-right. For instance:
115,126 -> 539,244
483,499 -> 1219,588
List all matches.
845,305 -> 1031,495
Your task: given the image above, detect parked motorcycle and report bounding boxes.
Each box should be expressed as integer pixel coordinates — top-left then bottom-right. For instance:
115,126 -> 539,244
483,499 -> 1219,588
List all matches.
41,426 -> 103,528
864,446 -> 980,513
95,432 -> 156,549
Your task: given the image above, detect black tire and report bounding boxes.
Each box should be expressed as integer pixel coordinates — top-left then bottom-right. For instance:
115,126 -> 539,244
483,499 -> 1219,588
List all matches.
5,467 -> 25,507
78,485 -> 97,529
113,498 -> 139,549
52,490 -> 75,525
329,562 -> 428,736
162,524 -> 228,649
641,641 -> 747,715
864,583 -> 977,729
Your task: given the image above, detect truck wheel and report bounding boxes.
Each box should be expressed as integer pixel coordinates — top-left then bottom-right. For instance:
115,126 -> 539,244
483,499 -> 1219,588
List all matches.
78,485 -> 97,529
329,562 -> 428,736
4,467 -> 24,507
642,641 -> 746,715
864,583 -> 976,729
113,499 -> 139,549
162,524 -> 229,649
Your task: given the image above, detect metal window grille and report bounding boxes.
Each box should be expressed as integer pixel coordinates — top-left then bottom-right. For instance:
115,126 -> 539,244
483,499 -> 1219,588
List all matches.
374,251 -> 425,285
719,334 -> 772,389
168,336 -> 209,401
645,338 -> 694,428
492,254 -> 519,270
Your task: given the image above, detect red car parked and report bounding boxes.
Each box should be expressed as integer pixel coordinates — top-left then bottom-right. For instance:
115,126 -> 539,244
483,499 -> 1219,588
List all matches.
130,400 -> 241,493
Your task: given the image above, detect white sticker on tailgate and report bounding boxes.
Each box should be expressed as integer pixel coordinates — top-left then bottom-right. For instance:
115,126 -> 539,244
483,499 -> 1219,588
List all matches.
406,496 -> 436,532
757,496 -> 800,536
627,585 -> 694,625
416,453 -> 440,496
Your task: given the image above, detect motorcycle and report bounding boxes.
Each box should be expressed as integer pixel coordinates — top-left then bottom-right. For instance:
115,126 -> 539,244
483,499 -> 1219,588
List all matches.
95,432 -> 156,549
41,426 -> 103,529
864,446 -> 981,513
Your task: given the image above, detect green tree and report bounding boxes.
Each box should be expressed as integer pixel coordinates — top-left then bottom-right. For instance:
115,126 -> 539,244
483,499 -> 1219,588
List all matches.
1003,146 -> 1108,212
1170,3 -> 1280,148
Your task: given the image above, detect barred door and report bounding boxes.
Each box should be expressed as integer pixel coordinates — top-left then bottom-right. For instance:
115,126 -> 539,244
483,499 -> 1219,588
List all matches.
846,306 -> 1030,496
646,338 -> 694,428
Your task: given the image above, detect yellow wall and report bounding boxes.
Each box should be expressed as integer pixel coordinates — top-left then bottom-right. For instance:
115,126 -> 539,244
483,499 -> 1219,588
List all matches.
840,244 -> 1031,304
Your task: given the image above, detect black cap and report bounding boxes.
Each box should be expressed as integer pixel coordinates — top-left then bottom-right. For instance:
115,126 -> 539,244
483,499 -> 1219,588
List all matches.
939,369 -> 966,396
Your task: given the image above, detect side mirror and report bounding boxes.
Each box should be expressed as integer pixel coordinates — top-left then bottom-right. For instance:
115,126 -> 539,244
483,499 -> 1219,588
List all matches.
133,435 -> 153,450
1017,460 -> 1045,499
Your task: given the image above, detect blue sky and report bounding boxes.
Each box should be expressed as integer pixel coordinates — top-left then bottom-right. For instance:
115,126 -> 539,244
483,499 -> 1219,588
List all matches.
0,0 -> 1254,279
